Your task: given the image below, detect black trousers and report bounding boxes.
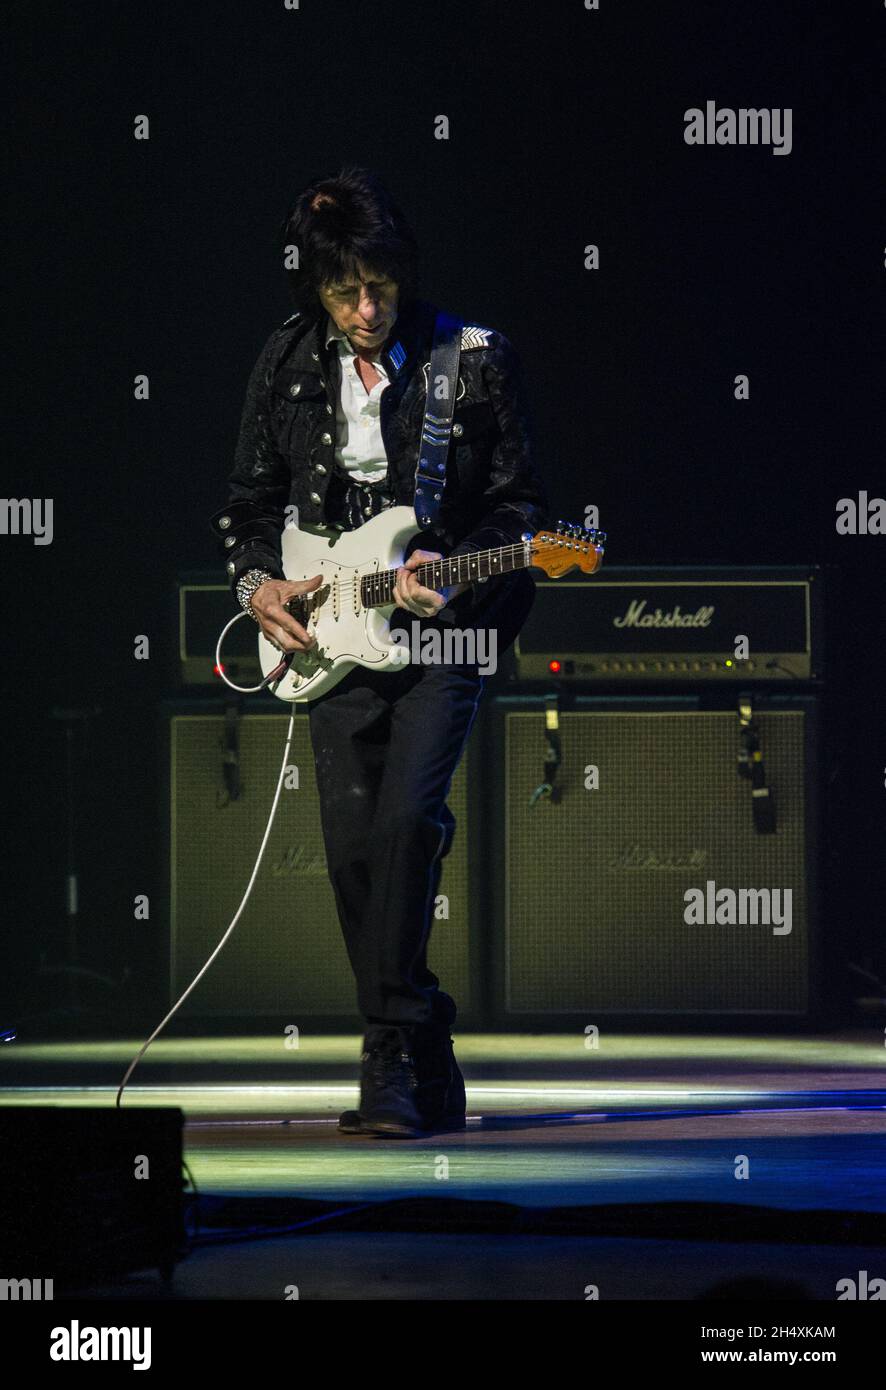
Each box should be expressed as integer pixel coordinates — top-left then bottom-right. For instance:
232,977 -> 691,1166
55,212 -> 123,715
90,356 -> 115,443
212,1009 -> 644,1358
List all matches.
307,633 -> 485,1028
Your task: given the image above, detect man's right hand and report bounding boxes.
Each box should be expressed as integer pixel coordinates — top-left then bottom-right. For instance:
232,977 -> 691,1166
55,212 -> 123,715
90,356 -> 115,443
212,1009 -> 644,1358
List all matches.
251,576 -> 323,653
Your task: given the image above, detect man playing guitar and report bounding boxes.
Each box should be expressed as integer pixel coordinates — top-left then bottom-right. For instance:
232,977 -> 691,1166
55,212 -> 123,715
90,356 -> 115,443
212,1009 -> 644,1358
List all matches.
211,167 -> 550,1136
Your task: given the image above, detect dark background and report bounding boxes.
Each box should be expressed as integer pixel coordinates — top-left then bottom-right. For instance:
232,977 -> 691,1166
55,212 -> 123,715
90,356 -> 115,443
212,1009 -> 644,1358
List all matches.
3,0 -> 883,1027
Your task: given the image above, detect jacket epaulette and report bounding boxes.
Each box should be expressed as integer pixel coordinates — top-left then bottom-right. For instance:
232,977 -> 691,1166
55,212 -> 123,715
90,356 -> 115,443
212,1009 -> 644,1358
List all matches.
280,310 -> 303,330
460,325 -> 496,351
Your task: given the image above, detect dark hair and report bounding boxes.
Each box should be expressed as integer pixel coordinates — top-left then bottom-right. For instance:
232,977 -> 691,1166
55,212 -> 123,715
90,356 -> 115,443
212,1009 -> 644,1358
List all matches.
279,167 -> 420,318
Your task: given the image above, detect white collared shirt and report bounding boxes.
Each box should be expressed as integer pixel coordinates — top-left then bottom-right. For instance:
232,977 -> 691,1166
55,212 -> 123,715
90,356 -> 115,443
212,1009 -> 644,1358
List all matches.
324,316 -> 391,484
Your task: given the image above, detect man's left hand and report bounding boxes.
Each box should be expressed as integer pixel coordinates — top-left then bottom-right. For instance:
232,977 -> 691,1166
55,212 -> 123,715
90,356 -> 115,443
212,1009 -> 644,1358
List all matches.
393,550 -> 469,617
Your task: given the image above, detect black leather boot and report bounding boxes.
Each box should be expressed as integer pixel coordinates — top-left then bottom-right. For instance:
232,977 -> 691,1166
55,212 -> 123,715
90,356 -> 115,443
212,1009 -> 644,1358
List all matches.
339,1026 -> 426,1138
339,1022 -> 465,1135
413,1021 -> 466,1132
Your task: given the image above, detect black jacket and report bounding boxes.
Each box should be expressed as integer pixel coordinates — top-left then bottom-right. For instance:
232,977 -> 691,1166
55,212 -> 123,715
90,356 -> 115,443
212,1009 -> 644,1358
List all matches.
210,298 -> 550,646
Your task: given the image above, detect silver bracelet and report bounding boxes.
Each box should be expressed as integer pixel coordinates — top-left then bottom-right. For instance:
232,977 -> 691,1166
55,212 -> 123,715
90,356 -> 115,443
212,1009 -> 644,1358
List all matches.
236,568 -> 276,623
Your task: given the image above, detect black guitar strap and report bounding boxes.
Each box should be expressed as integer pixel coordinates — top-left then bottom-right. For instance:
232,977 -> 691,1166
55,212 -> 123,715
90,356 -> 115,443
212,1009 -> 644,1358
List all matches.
413,311 -> 463,528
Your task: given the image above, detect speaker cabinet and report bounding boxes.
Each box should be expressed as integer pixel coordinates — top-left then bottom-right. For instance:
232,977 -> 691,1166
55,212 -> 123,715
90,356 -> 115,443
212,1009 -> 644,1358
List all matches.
165,701 -> 474,1021
490,694 -> 822,1021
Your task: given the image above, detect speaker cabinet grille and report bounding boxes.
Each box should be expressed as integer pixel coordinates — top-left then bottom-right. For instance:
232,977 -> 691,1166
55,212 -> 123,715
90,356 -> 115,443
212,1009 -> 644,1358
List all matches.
501,703 -> 816,1015
170,712 -> 472,1018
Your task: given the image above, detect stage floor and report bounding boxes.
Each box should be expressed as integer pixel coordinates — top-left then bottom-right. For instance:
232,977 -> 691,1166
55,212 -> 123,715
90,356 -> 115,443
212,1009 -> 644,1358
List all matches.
3,1030 -> 885,1298
2,1030 -> 884,1214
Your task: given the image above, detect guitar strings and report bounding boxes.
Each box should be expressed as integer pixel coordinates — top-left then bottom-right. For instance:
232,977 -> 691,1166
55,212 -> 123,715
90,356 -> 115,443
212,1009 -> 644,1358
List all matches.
326,544 -> 525,600
309,534 -> 593,600
293,527 -> 591,602
292,532 -> 595,615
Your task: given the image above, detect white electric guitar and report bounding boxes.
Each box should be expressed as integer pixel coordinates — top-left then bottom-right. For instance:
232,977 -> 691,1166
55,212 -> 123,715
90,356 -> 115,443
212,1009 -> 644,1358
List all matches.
258,506 -> 605,702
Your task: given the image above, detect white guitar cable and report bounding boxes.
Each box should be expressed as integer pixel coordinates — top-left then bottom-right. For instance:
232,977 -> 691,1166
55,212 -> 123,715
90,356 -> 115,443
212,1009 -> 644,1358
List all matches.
115,618 -> 297,1106
213,609 -> 295,695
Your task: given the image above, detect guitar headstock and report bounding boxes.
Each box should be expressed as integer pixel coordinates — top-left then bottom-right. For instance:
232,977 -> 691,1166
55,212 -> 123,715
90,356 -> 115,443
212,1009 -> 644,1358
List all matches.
529,520 -> 606,577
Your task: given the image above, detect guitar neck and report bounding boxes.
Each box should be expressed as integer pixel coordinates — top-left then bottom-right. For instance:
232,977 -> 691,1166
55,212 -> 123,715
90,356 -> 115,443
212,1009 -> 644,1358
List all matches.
361,539 -> 531,609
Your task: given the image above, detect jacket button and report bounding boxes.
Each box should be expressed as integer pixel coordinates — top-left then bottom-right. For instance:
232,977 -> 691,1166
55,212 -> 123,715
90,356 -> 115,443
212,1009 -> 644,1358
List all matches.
226,561 -> 235,576
326,403 -> 333,414
314,463 -> 327,475
224,535 -> 236,548
452,423 -> 464,438
290,383 -> 301,397
218,515 -> 231,529
310,491 -> 322,505
363,505 -> 373,517
321,432 -> 332,445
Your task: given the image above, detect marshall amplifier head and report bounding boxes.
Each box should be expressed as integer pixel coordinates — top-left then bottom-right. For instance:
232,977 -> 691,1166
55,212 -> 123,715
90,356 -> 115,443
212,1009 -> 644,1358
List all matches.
515,566 -> 823,683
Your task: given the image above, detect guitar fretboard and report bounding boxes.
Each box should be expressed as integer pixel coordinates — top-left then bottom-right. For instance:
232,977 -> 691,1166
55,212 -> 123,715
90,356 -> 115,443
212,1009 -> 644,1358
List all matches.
360,540 -> 531,609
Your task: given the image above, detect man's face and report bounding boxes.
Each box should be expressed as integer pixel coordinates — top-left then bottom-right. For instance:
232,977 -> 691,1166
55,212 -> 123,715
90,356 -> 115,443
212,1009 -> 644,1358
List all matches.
318,265 -> 399,351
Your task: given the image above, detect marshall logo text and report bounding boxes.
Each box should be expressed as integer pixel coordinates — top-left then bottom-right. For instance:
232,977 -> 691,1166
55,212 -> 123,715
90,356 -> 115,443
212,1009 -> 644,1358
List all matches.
609,846 -> 707,871
612,600 -> 715,630
271,845 -> 328,877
